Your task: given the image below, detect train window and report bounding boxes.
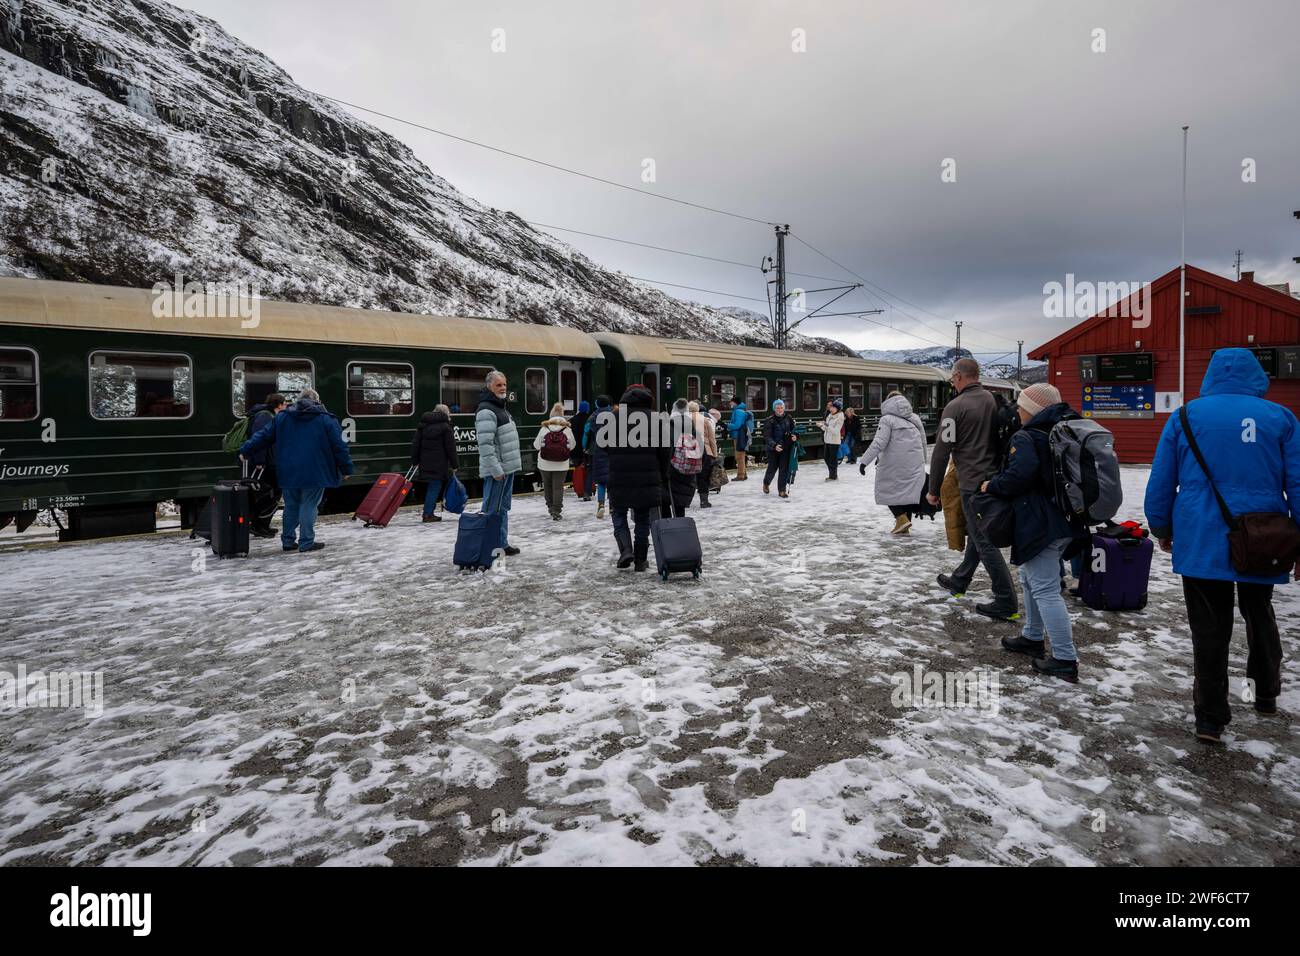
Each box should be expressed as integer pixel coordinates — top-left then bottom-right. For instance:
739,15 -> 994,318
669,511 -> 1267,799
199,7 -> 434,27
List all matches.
0,347 -> 39,421
827,382 -> 843,404
440,364 -> 493,414
887,382 -> 900,397
775,379 -> 795,406
868,383 -> 882,410
802,379 -> 820,411
346,362 -> 414,416
687,375 -> 700,402
559,367 -> 578,413
745,378 -> 767,410
848,382 -> 864,409
89,351 -> 192,419
525,368 -> 548,415
710,375 -> 735,407
232,357 -> 314,416
914,384 -> 931,410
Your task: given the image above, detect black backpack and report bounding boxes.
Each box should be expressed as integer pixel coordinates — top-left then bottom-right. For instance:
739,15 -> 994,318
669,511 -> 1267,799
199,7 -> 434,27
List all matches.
992,394 -> 1021,471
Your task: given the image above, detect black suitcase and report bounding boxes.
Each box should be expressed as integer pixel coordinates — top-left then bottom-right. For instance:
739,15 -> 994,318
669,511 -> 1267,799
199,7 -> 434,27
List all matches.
209,464 -> 259,558
651,516 -> 702,581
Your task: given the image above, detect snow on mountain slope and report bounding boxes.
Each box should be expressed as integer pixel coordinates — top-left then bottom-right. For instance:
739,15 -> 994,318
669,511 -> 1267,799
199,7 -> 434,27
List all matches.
0,0 -> 852,354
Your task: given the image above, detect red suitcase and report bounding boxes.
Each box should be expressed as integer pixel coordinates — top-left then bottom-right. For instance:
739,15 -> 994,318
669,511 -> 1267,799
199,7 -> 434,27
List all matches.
353,466 -> 418,528
572,463 -> 589,499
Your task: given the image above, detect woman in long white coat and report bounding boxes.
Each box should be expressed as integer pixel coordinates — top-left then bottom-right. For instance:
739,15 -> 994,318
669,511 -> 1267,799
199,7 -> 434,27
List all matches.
857,391 -> 928,534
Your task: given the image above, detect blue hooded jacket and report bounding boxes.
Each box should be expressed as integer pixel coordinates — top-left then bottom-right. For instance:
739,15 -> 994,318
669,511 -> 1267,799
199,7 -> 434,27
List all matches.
1144,348 -> 1300,584
240,397 -> 355,490
728,402 -> 753,438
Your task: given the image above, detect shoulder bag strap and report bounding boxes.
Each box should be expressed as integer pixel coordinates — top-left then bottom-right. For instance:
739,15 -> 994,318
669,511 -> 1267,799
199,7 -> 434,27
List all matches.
1178,405 -> 1236,529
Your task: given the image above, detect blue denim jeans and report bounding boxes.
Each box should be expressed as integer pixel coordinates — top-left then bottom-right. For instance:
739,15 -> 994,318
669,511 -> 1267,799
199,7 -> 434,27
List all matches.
481,474 -> 513,549
596,483 -> 607,505
281,487 -> 325,551
1019,536 -> 1077,661
422,479 -> 445,517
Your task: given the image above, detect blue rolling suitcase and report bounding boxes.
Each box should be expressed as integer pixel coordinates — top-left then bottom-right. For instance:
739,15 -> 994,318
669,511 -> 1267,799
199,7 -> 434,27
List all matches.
1078,532 -> 1152,611
454,479 -> 507,571
651,516 -> 703,581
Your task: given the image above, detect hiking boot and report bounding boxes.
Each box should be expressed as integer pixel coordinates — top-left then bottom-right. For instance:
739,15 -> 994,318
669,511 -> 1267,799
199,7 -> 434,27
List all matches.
634,560 -> 649,572
503,545 -> 520,556
615,528 -> 634,569
891,514 -> 912,535
300,542 -> 325,553
1031,654 -> 1079,683
422,514 -> 442,523
250,525 -> 277,539
632,539 -> 649,572
779,491 -> 789,499
974,602 -> 1020,622
700,500 -> 713,508
1255,699 -> 1278,716
551,513 -> 561,521
1195,721 -> 1225,745
282,543 -> 298,552
1001,635 -> 1046,656
936,573 -> 965,598
597,503 -> 606,519
763,483 -> 770,494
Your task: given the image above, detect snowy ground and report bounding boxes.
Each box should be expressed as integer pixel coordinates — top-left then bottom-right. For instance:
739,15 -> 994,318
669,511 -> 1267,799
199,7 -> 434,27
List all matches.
1,460 -> 1297,866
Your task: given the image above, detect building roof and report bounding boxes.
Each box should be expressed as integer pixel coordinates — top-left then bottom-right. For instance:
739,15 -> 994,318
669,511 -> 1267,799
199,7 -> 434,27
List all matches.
0,278 -> 606,359
1028,264 -> 1300,360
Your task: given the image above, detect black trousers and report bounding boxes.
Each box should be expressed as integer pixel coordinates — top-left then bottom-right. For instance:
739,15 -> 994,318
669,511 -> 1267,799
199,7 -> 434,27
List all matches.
1182,575 -> 1283,727
823,443 -> 839,478
763,447 -> 791,493
695,454 -> 713,503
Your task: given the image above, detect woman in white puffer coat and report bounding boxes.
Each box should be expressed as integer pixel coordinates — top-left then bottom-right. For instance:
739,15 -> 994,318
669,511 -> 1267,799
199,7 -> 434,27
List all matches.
857,391 -> 928,534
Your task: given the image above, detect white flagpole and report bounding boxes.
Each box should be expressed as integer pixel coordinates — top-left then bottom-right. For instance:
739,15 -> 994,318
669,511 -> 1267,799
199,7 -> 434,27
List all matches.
1179,125 -> 1188,407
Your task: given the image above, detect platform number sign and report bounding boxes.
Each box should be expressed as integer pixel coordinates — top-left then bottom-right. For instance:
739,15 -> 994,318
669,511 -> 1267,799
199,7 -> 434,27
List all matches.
1079,356 -> 1097,382
1280,348 -> 1300,380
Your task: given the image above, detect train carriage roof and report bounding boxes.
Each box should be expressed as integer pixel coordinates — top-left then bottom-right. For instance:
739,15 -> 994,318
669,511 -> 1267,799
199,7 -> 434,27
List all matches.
0,279 -> 604,358
592,331 -> 949,381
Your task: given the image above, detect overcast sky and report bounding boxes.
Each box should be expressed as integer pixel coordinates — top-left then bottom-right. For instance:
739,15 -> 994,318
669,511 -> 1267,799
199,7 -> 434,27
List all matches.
175,0 -> 1300,358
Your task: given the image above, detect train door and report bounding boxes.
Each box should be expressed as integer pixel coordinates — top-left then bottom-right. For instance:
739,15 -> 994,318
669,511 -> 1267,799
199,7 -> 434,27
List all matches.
558,360 -> 582,414
643,363 -> 660,410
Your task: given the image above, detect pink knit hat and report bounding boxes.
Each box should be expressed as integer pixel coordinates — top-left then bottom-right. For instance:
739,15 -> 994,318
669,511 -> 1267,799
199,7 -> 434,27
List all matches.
1017,382 -> 1061,417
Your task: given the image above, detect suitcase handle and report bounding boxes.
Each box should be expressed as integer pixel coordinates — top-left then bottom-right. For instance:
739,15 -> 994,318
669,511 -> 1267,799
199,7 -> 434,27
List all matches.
405,465 -> 420,482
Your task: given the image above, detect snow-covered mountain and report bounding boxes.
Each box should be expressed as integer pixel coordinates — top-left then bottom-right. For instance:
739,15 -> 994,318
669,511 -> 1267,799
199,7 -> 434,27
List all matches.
857,345 -> 1041,380
0,0 -> 853,355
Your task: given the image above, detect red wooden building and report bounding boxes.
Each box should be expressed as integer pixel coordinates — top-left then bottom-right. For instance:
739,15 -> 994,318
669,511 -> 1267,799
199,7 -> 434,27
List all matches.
1028,265 -> 1300,463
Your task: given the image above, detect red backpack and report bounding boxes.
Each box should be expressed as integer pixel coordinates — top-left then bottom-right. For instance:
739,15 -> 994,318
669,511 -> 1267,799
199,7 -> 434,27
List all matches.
540,427 -> 570,462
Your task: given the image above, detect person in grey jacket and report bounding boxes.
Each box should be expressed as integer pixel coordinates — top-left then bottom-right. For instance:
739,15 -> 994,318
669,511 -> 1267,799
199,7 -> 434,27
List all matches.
926,358 -> 1018,620
857,391 -> 927,535
476,370 -> 521,556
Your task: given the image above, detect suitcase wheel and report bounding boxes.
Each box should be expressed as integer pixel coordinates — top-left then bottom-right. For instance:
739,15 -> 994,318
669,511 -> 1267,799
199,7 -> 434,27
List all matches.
660,569 -> 669,582
351,514 -> 357,521
692,568 -> 701,580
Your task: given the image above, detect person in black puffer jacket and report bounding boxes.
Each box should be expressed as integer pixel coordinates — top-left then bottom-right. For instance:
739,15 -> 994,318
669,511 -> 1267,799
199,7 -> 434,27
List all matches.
245,392 -> 286,536
762,399 -> 797,498
410,404 -> 458,523
601,384 -> 671,570
982,384 -> 1089,683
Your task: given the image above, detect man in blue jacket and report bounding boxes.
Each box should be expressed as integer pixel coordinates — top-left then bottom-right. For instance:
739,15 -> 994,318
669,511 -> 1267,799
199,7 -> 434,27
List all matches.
244,392 -> 286,538
1145,348 -> 1300,744
240,388 -> 354,553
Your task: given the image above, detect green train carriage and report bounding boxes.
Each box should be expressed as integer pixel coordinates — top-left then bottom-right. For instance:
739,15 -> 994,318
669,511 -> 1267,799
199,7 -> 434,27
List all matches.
0,278 -> 604,540
593,331 -> 951,461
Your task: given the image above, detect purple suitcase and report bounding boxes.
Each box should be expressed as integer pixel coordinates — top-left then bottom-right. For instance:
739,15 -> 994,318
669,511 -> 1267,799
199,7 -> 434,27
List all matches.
1078,534 -> 1152,611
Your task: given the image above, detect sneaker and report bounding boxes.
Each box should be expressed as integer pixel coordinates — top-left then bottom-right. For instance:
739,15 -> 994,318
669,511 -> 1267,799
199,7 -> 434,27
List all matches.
763,484 -> 770,495
936,573 -> 965,598
1194,721 -> 1224,745
282,543 -> 298,552
891,514 -> 912,535
1002,635 -> 1046,656
700,501 -> 713,508
779,491 -> 789,499
504,546 -> 520,557
974,602 -> 1020,622
1255,699 -> 1278,716
300,542 -> 325,553
597,504 -> 606,519
422,514 -> 442,523
1031,654 -> 1079,683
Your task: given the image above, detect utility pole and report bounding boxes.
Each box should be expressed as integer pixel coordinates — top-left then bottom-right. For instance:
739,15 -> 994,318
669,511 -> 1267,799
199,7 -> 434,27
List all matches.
1016,340 -> 1024,379
954,321 -> 963,356
1233,249 -> 1244,280
773,224 -> 789,348
1179,125 -> 1188,408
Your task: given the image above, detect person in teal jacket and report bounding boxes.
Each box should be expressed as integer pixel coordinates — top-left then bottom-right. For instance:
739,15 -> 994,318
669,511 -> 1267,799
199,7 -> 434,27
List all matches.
1144,348 -> 1300,743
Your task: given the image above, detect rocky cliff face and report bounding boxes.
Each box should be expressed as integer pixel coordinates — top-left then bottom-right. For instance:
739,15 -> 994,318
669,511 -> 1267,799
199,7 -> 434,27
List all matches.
0,0 -> 852,355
